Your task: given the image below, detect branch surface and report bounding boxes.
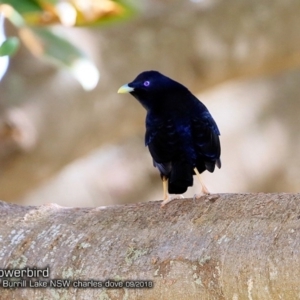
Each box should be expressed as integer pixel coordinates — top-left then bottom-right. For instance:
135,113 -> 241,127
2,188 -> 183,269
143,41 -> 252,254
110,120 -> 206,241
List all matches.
0,193 -> 300,299
1,0 -> 300,201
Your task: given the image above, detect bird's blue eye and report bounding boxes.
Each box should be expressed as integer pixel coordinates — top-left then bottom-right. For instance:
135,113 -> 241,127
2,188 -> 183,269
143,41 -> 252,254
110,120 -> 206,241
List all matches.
144,81 -> 150,87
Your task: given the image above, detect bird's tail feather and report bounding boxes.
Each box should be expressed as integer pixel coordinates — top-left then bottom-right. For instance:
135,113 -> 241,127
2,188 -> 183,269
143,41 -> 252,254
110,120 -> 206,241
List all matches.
168,162 -> 193,194
204,158 -> 222,173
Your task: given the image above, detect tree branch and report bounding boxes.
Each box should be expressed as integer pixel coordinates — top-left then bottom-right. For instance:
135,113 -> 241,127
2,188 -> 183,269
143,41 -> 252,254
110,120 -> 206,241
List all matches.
1,0 -> 300,201
1,193 -> 300,299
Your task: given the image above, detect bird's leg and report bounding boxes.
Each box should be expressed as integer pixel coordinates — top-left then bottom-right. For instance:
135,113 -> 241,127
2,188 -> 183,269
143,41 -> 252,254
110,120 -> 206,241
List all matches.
162,176 -> 168,201
194,167 -> 210,196
160,176 -> 184,207
161,179 -> 171,207
161,176 -> 171,207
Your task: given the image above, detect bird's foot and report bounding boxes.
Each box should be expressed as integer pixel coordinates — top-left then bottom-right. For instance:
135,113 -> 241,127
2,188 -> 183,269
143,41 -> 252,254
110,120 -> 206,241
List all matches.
194,167 -> 210,196
193,188 -> 210,201
161,194 -> 184,208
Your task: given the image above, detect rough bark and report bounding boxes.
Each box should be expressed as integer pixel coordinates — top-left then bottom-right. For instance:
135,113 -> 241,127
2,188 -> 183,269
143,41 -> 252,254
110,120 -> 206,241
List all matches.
0,193 -> 299,299
1,0 -> 300,201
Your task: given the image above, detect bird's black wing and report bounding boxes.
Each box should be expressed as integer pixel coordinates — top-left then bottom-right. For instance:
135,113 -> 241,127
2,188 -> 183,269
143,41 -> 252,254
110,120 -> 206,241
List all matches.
191,109 -> 221,173
145,115 -> 177,166
145,113 -> 193,193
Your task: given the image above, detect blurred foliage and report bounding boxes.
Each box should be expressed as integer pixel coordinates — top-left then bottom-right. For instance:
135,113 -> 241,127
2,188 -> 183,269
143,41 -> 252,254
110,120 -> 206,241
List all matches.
0,0 -> 135,89
1,0 -> 135,26
0,36 -> 19,56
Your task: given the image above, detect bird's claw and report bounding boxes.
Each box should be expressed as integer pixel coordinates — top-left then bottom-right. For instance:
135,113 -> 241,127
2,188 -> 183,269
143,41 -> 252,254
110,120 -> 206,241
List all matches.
161,194 -> 184,208
193,189 -> 211,204
193,189 -> 210,201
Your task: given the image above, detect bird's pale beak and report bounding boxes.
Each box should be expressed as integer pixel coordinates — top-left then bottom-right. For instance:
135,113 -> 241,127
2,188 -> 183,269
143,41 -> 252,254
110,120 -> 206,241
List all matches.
117,84 -> 134,94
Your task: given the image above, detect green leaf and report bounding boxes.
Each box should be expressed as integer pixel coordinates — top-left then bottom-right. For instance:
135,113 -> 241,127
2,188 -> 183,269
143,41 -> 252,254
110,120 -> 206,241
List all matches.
0,0 -> 42,14
31,28 -> 84,65
0,37 -> 20,56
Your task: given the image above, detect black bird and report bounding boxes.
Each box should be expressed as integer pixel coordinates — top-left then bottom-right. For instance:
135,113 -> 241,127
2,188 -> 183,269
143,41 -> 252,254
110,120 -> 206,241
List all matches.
118,71 -> 221,206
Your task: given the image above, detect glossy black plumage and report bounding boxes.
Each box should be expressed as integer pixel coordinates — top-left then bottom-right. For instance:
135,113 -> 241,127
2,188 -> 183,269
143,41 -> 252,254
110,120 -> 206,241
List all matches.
119,71 -> 221,194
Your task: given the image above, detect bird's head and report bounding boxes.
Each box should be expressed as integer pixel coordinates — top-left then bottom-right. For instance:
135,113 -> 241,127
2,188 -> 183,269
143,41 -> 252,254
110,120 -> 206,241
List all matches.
118,70 -> 187,111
